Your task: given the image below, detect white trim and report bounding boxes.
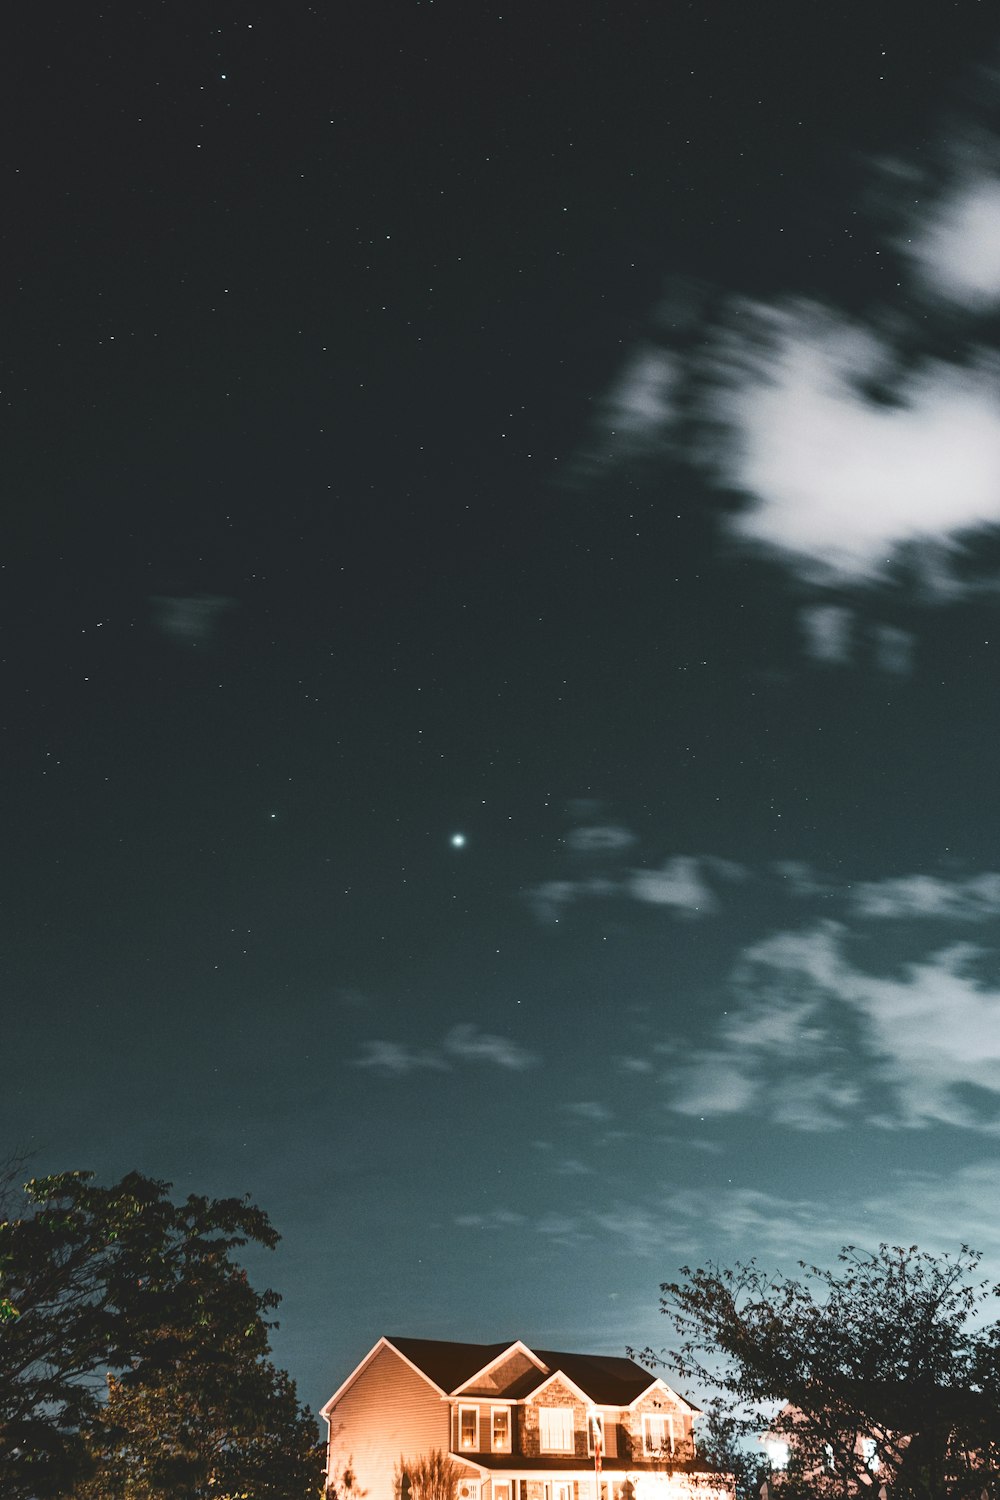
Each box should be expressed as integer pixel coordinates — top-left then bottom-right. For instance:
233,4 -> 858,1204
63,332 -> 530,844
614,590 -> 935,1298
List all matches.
322,1335 -> 462,1417
454,1340 -> 549,1395
641,1411 -> 675,1457
322,1335 -> 453,1416
538,1405 -> 575,1453
627,1377 -> 699,1415
522,1368 -> 594,1407
491,1405 -> 512,1453
447,1453 -> 488,1477
459,1404 -> 481,1453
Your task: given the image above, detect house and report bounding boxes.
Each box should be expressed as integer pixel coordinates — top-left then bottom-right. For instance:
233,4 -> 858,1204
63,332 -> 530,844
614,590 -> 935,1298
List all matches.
322,1336 -> 735,1500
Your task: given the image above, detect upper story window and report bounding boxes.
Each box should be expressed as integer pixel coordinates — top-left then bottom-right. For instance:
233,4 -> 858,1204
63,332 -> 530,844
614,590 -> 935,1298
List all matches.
861,1438 -> 880,1473
642,1413 -> 674,1457
459,1406 -> 480,1451
492,1406 -> 510,1452
764,1440 -> 789,1472
588,1411 -> 604,1456
539,1407 -> 574,1452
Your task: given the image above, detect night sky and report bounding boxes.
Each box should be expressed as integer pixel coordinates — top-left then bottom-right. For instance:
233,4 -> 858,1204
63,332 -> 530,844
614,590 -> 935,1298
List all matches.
7,1 -> 1000,1415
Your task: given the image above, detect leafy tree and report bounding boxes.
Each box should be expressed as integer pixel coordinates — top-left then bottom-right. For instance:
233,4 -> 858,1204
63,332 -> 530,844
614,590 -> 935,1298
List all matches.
641,1244 -> 1000,1500
0,1168 -> 322,1499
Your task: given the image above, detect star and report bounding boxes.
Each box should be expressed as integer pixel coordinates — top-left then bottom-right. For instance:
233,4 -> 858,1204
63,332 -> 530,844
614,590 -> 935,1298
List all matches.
450,833 -> 467,849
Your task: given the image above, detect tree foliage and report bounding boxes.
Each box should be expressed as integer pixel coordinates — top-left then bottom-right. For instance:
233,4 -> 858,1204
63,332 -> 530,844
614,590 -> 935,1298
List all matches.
0,1168 -> 322,1499
394,1449 -> 461,1500
644,1244 -> 1000,1500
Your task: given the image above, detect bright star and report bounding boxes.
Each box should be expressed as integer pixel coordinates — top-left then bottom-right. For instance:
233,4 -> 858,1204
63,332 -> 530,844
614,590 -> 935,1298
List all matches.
450,833 -> 466,848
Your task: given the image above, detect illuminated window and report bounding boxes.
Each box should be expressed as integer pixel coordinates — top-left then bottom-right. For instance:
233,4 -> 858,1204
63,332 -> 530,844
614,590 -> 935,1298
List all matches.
459,1406 -> 479,1450
642,1414 -> 674,1456
492,1407 -> 510,1452
539,1407 -> 574,1452
764,1441 -> 789,1471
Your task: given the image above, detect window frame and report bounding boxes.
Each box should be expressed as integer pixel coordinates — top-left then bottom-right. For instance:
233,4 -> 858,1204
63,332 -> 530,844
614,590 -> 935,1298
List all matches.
538,1406 -> 574,1453
491,1405 -> 511,1453
458,1405 -> 480,1452
642,1412 -> 674,1457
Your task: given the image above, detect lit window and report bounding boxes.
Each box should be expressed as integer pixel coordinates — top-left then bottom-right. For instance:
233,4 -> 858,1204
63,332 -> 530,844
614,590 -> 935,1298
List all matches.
492,1407 -> 510,1452
539,1407 -> 574,1452
459,1407 -> 479,1450
642,1414 -> 673,1457
765,1440 -> 789,1471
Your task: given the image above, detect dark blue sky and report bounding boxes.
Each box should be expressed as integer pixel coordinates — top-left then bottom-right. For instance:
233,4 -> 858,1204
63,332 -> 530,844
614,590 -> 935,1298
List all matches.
5,0 -> 1000,1415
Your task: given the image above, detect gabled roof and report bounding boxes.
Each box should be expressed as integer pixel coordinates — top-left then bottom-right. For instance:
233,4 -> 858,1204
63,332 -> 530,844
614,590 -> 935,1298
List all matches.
532,1349 -> 670,1408
323,1335 -> 695,1416
453,1339 -> 548,1396
388,1337 -> 519,1395
520,1367 -> 597,1408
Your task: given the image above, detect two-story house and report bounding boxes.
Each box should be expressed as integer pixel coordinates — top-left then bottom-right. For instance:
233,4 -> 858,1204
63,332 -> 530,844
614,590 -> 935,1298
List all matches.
322,1336 -> 734,1500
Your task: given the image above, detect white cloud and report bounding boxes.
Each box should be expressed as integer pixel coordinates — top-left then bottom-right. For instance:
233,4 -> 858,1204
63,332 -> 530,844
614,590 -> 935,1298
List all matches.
906,175 -> 1000,311
800,603 -> 853,663
553,1157 -> 594,1176
670,920 -> 1000,1131
566,823 -> 638,853
699,303 -> 1000,586
850,871 -> 1000,921
606,347 -> 676,432
354,1024 -> 538,1075
872,623 -> 914,675
150,593 -> 236,647
655,1161 -> 1000,1272
628,856 -> 719,916
770,860 -> 838,899
454,1208 -> 527,1230
564,1100 -> 613,1122
443,1023 -> 539,1071
352,1040 -> 451,1076
525,854 -> 747,926
670,1059 -> 759,1118
847,943 -> 1000,1128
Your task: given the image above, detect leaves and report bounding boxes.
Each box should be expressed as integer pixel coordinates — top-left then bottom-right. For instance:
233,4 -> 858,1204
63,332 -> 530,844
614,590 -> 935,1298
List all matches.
653,1244 -> 1000,1500
0,1169 -> 322,1500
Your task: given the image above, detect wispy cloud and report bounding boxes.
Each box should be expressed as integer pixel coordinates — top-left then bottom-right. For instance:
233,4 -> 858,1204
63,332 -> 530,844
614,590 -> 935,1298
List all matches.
354,1024 -> 538,1076
798,606 -> 915,675
572,346 -> 677,477
451,1160 -> 1000,1276
352,1040 -> 450,1076
526,852 -> 748,926
628,856 -> 720,916
905,173 -> 1000,311
850,871 -> 1000,921
454,1208 -> 527,1230
576,109 -> 1000,657
442,1023 -> 539,1070
150,593 -> 236,647
566,823 -> 639,854
563,1100 -> 614,1123
668,919 -> 1000,1131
